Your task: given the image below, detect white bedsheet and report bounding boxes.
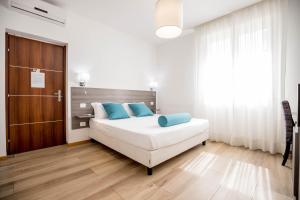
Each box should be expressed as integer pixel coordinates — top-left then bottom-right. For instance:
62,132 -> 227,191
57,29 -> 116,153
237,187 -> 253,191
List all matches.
89,115 -> 209,151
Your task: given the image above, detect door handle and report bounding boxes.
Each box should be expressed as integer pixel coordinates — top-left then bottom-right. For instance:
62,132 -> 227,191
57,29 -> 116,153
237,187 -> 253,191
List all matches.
54,90 -> 62,102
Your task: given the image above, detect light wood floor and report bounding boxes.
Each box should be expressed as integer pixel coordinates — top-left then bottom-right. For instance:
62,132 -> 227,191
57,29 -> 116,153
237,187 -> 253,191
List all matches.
0,141 -> 293,200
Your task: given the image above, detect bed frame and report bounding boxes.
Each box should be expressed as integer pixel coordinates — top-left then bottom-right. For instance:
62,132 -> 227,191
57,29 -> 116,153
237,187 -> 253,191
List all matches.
89,128 -> 208,175
71,87 -> 208,175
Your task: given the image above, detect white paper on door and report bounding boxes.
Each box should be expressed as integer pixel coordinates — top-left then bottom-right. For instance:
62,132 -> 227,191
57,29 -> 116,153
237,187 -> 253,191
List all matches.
31,70 -> 45,88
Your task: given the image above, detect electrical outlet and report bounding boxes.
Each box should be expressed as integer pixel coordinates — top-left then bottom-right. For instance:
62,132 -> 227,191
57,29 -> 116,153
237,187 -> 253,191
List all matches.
80,122 -> 86,127
80,103 -> 86,108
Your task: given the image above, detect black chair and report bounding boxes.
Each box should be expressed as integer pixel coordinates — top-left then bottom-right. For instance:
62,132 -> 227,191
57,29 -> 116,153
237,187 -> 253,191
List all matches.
282,100 -> 296,166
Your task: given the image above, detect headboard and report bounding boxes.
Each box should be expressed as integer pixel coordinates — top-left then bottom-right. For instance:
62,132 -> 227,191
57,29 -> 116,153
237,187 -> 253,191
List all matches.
71,87 -> 156,130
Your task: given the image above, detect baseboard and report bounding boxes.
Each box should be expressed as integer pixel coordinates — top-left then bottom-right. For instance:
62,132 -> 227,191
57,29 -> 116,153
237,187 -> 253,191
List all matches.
67,139 -> 91,147
0,156 -> 7,160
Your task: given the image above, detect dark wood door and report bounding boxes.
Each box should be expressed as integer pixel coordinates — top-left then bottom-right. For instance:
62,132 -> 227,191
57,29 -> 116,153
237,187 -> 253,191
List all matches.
6,34 -> 66,154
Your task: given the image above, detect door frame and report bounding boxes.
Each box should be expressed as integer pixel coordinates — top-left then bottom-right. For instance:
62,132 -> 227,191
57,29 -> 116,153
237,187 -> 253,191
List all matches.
5,32 -> 67,155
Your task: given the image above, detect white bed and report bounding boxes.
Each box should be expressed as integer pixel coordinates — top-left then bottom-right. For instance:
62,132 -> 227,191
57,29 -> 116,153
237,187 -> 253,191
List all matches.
89,114 -> 209,175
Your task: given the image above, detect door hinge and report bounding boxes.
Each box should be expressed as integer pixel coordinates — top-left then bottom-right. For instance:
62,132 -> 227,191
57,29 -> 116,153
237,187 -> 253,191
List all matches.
7,48 -> 10,52
7,94 -> 10,98
8,139 -> 10,143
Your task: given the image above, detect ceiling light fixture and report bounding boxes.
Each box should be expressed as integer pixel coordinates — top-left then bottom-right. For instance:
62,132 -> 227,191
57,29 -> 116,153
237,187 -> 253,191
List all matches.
155,0 -> 183,39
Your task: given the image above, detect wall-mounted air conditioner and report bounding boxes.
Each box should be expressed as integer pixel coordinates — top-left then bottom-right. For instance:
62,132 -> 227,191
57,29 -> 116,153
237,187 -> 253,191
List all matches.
9,0 -> 66,25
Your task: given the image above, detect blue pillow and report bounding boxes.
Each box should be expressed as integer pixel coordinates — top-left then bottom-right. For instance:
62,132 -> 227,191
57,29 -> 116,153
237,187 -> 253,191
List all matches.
158,113 -> 191,127
102,103 -> 130,120
128,103 -> 154,117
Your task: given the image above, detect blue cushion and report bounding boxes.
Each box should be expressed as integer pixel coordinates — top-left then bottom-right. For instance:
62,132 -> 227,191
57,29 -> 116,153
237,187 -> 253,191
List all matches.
102,103 -> 129,120
128,103 -> 154,117
158,113 -> 192,127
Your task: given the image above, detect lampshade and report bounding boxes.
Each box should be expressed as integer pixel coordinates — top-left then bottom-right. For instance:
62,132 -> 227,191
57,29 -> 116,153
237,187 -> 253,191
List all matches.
155,0 -> 183,39
149,81 -> 158,89
77,73 -> 90,87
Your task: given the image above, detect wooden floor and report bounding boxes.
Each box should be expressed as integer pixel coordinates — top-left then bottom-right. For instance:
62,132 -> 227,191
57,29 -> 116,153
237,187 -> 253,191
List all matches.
0,141 -> 293,200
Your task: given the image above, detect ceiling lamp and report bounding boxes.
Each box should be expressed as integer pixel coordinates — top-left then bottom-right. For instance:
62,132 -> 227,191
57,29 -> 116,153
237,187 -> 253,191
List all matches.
155,0 -> 183,39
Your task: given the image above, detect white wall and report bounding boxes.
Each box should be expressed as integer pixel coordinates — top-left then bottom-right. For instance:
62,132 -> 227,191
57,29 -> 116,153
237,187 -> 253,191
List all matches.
0,5 -> 157,156
156,34 -> 195,115
157,1 -> 300,117
285,0 -> 300,114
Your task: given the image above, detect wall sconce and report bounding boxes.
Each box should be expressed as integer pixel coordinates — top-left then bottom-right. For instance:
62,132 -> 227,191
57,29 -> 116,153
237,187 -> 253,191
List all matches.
149,81 -> 158,91
77,73 -> 90,87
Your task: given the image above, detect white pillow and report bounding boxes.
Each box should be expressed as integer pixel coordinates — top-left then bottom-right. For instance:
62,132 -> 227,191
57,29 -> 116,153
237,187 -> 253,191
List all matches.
91,102 -> 107,119
122,103 -> 134,116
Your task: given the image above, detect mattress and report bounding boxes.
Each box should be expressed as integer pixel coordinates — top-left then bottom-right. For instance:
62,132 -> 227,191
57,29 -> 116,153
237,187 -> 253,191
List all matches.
89,115 -> 209,151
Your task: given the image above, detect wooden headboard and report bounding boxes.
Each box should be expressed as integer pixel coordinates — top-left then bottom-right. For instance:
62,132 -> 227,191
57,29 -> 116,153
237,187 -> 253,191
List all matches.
71,87 -> 156,129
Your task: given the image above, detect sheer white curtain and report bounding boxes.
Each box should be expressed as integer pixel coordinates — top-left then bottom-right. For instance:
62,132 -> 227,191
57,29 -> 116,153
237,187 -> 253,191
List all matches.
194,0 -> 286,154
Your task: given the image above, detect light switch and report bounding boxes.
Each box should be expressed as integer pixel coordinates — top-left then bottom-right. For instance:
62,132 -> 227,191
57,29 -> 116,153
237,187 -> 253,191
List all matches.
80,103 -> 86,108
80,122 -> 86,127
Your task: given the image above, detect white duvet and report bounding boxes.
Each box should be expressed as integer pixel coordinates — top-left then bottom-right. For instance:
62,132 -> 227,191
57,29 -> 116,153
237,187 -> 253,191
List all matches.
89,115 -> 209,151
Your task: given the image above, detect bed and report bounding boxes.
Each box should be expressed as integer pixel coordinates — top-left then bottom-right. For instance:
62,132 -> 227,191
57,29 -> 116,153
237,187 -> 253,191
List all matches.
71,87 -> 209,175
89,114 -> 209,175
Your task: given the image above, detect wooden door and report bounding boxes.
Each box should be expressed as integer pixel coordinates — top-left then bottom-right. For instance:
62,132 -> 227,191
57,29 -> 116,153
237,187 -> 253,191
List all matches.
6,34 -> 66,154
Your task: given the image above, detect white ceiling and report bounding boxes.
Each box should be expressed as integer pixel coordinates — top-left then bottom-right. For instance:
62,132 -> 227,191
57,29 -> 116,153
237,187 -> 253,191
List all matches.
43,0 -> 261,44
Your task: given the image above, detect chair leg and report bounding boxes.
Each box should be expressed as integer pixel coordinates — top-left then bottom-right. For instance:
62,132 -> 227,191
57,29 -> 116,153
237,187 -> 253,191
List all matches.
282,142 -> 291,166
147,167 -> 152,176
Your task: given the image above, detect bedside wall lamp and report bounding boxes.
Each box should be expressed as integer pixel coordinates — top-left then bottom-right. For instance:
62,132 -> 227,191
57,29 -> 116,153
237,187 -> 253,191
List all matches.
77,73 -> 90,87
149,81 -> 158,91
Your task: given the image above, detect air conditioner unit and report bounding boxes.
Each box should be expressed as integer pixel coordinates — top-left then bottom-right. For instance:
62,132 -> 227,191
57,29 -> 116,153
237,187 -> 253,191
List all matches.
9,0 -> 66,25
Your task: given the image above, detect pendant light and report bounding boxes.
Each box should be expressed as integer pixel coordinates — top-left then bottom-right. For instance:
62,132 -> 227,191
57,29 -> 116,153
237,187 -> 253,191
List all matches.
155,0 -> 183,39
